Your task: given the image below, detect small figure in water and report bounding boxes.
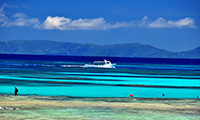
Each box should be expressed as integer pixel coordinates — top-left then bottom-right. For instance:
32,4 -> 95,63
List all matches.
14,87 -> 18,96
162,93 -> 165,97
130,94 -> 133,97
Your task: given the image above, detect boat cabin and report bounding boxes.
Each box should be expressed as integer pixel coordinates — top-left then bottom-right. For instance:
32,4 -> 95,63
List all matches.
93,60 -> 111,65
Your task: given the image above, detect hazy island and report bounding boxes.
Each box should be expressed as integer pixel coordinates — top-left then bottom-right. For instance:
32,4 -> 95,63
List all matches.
0,40 -> 200,58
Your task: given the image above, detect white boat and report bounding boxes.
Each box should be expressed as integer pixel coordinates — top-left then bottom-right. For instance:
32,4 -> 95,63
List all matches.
83,59 -> 116,68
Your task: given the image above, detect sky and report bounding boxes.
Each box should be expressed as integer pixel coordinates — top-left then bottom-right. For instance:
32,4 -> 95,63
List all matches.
0,0 -> 200,52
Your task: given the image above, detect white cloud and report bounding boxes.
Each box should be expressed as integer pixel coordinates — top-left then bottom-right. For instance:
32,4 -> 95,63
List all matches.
0,3 -> 19,19
0,4 -> 40,28
43,16 -> 71,30
0,3 -> 9,23
12,12 -> 27,18
42,16 -> 194,30
142,16 -> 148,20
169,17 -> 195,28
5,17 -> 40,28
137,16 -> 149,27
2,12 -> 41,28
0,3 -> 197,30
148,17 -> 196,28
69,17 -> 107,30
110,21 -> 133,29
42,16 -> 132,30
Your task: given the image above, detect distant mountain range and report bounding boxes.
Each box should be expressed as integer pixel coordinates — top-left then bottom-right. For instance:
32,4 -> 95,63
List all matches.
0,40 -> 200,58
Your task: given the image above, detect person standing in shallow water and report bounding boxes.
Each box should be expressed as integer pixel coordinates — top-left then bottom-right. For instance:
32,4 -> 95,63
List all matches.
14,87 -> 18,96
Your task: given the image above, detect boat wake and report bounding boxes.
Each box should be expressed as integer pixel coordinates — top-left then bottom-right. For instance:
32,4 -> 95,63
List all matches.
60,65 -> 84,68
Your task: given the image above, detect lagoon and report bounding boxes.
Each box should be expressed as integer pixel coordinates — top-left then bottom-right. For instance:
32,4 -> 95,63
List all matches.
0,55 -> 200,99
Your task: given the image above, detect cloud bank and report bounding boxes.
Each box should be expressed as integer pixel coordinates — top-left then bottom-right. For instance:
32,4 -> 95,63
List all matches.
2,13 -> 40,28
42,16 -> 132,30
41,16 -> 196,30
0,4 -> 197,30
148,17 -> 196,28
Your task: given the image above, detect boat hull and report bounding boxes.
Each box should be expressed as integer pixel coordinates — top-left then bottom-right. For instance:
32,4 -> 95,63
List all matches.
83,64 -> 115,68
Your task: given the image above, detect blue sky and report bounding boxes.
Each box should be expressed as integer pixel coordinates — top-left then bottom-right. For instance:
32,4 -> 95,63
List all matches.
0,0 -> 199,51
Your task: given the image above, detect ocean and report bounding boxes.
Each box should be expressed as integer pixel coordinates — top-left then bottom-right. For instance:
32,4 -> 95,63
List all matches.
0,54 -> 200,99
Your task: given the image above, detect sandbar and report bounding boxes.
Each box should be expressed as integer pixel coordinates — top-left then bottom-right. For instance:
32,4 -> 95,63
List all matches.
0,95 -> 200,120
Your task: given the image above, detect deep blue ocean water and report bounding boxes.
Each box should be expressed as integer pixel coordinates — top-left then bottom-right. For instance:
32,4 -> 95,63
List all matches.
0,54 -> 200,99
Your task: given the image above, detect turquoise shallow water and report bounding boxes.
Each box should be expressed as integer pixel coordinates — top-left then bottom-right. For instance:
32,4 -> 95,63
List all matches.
0,60 -> 200,98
